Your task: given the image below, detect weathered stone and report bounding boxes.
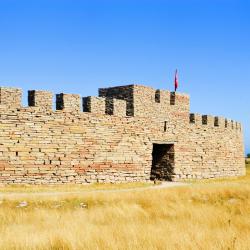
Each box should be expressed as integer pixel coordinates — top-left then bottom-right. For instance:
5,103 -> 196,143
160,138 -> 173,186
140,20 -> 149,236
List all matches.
0,84 -> 245,184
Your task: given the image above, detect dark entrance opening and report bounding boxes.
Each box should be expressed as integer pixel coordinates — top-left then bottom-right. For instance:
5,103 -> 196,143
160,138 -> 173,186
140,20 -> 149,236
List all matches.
150,144 -> 175,181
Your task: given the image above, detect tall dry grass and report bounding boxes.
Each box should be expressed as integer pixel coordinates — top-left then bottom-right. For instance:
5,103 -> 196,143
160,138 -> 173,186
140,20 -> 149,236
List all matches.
0,182 -> 151,193
0,165 -> 249,250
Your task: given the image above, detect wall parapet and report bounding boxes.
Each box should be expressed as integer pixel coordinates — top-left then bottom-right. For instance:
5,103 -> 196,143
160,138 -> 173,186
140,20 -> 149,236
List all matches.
189,113 -> 242,131
0,85 -> 188,118
99,84 -> 190,118
105,98 -> 127,117
82,96 -> 106,114
28,90 -> 53,111
56,93 -> 81,112
0,86 -> 242,131
0,87 -> 22,107
0,84 -> 245,184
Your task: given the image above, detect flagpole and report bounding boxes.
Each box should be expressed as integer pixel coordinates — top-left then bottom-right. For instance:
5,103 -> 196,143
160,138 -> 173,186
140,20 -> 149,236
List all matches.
174,69 -> 178,92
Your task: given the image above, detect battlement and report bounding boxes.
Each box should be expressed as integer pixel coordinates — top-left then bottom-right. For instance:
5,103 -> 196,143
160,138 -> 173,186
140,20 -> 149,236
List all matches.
82,96 -> 127,116
0,85 -> 190,119
99,84 -> 190,118
189,113 -> 242,131
0,87 -> 22,107
82,96 -> 105,114
0,84 -> 245,185
56,93 -> 81,112
28,90 -> 53,111
0,86 -> 242,132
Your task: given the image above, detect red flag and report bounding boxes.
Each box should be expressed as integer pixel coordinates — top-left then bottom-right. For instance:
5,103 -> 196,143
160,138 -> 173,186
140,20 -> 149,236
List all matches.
174,69 -> 178,92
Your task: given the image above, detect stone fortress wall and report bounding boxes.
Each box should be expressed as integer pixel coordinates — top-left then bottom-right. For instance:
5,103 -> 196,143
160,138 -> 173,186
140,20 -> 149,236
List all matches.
0,84 -> 245,184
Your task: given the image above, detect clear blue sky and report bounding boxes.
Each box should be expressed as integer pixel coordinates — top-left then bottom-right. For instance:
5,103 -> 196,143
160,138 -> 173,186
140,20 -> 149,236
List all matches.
0,0 -> 249,154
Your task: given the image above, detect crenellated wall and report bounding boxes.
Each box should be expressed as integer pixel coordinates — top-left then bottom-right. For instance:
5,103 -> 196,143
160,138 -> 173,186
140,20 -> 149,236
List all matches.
0,85 -> 245,184
0,87 -> 22,107
182,113 -> 245,179
99,84 -> 190,119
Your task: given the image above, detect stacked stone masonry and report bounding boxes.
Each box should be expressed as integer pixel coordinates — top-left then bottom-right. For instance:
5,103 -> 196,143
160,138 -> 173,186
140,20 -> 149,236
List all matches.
0,84 -> 245,184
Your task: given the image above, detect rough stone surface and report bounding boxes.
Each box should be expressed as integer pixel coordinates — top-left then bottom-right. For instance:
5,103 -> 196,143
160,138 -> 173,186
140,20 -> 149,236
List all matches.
28,90 -> 53,111
0,87 -> 22,107
82,96 -> 105,114
0,84 -> 245,184
56,93 -> 81,112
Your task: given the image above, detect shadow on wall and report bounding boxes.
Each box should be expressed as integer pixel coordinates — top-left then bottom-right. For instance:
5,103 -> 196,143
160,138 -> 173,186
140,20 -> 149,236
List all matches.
150,144 -> 175,181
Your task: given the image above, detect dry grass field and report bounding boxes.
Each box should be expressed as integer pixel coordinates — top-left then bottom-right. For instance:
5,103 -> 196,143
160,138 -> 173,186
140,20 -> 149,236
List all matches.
0,182 -> 151,193
0,164 -> 250,250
